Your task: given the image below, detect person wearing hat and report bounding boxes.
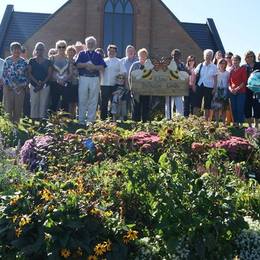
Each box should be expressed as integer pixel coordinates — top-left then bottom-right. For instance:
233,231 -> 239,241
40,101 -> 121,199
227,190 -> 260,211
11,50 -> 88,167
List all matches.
165,49 -> 187,119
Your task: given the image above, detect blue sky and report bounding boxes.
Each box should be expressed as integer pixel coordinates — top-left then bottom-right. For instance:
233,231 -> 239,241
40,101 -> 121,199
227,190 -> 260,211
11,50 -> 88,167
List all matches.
0,0 -> 259,60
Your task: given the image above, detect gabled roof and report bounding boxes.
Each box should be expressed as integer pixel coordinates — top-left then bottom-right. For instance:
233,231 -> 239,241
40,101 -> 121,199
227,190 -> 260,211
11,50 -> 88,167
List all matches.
0,1 -> 225,57
182,19 -> 225,54
0,5 -> 50,57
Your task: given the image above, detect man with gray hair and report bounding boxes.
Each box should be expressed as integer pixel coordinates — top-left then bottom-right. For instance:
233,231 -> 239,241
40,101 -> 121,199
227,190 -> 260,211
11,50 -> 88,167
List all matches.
194,49 -> 217,120
76,36 -> 106,125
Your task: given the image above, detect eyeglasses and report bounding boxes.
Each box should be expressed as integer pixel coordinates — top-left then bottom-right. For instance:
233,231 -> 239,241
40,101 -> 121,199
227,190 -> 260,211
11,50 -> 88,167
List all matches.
58,46 -> 66,49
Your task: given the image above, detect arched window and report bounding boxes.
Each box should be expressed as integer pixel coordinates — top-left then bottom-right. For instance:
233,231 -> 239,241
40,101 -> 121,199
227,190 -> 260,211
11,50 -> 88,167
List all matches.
104,0 -> 134,57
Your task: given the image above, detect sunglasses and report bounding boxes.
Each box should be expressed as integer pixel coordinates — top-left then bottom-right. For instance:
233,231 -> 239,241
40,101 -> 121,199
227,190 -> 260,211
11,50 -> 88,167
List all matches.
58,46 -> 66,49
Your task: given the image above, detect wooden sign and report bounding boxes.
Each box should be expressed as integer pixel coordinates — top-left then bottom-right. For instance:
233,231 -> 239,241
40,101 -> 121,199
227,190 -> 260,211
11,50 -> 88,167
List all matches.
130,58 -> 189,96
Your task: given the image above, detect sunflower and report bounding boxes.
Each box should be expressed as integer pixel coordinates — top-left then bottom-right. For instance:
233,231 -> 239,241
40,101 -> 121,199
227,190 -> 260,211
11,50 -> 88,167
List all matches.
104,240 -> 112,251
19,215 -> 31,227
127,230 -> 138,240
94,243 -> 106,256
39,188 -> 54,202
123,235 -> 129,244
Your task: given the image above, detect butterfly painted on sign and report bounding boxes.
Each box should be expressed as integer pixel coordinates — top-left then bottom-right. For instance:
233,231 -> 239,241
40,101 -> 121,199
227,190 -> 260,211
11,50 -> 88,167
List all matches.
151,57 -> 172,72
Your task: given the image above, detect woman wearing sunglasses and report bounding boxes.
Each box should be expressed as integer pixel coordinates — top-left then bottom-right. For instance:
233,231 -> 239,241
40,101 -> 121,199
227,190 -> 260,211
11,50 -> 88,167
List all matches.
50,40 -> 72,113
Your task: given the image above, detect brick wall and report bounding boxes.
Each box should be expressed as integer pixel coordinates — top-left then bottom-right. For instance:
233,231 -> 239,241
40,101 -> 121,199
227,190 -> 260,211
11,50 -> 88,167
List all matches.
24,0 -> 86,55
24,0 -> 203,61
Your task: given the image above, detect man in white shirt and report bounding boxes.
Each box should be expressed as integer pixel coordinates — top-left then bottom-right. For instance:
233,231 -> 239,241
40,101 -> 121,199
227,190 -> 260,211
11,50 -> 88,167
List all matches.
100,44 -> 126,120
0,58 -> 5,102
194,49 -> 217,120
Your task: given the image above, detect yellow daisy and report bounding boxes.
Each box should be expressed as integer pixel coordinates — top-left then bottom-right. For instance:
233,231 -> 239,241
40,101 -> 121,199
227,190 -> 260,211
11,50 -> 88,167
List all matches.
94,243 -> 106,256
127,229 -> 138,240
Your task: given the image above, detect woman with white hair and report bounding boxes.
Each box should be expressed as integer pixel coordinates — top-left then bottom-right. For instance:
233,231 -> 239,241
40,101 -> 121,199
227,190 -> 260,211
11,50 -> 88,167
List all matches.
2,42 -> 28,123
75,36 -> 106,125
194,49 -> 218,120
129,48 -> 151,122
28,42 -> 52,121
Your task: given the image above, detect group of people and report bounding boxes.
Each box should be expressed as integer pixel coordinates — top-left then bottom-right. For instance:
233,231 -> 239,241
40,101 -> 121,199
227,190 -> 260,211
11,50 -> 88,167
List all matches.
0,35 -> 259,128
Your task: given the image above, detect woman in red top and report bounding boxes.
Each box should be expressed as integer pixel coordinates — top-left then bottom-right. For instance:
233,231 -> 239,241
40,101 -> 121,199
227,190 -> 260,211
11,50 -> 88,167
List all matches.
229,55 -> 247,127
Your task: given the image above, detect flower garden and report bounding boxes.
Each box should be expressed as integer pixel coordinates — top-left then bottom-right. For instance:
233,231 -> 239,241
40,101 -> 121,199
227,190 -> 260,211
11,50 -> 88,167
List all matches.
0,110 -> 260,260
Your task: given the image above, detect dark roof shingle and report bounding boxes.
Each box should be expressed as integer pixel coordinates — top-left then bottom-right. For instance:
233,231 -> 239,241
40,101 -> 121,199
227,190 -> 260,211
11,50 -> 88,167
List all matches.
3,12 -> 50,50
182,22 -> 218,52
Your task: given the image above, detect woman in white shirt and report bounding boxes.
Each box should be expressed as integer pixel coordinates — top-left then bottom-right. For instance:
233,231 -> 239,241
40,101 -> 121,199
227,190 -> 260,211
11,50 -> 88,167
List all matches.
194,49 -> 218,121
211,59 -> 230,124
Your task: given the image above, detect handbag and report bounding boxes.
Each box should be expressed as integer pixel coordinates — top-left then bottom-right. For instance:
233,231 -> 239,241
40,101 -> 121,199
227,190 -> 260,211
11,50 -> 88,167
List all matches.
195,63 -> 203,86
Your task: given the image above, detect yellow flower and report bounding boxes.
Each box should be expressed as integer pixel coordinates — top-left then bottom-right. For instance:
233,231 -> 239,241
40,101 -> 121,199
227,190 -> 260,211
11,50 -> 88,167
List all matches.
48,205 -> 55,211
86,192 -> 94,197
68,189 -> 77,195
77,177 -> 85,193
94,243 -> 106,256
19,215 -> 31,227
12,215 -> 19,223
127,229 -> 138,240
76,247 -> 83,256
123,230 -> 138,244
39,189 -> 54,202
88,256 -> 97,260
90,208 -> 101,215
61,248 -> 71,258
104,210 -> 113,217
103,240 -> 112,251
10,195 -> 21,206
123,235 -> 129,244
15,228 -> 22,237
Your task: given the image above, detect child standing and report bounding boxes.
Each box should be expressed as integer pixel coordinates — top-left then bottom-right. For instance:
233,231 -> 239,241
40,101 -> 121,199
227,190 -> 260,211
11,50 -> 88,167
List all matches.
111,74 -> 128,121
211,59 -> 230,124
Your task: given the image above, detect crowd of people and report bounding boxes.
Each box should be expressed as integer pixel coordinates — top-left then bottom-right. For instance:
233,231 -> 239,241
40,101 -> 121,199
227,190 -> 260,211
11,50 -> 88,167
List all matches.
0,35 -> 259,128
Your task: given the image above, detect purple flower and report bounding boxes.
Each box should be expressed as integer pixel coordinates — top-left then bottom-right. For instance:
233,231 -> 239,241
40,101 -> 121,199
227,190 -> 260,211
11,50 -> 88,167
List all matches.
19,135 -> 53,167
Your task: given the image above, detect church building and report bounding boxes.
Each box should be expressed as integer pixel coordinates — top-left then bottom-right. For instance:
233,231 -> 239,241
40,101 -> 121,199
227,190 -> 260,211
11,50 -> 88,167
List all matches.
0,0 -> 225,59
